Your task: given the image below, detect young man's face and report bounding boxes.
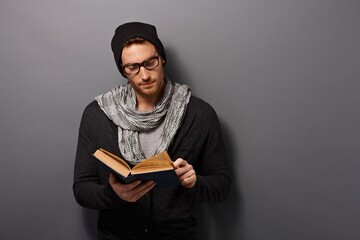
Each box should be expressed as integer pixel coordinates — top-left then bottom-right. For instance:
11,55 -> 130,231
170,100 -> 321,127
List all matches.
121,41 -> 166,103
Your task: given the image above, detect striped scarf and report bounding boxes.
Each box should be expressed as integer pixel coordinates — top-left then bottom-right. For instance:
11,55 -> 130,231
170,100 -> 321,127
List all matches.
95,79 -> 191,165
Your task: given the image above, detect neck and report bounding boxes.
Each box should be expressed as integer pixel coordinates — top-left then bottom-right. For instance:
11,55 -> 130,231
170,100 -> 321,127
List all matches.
137,97 -> 158,111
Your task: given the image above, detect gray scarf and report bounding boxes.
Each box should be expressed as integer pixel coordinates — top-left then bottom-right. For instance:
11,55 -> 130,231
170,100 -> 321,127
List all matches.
95,79 -> 191,165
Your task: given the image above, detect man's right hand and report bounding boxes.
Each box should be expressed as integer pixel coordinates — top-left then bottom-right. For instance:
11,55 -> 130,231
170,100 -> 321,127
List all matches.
109,173 -> 155,202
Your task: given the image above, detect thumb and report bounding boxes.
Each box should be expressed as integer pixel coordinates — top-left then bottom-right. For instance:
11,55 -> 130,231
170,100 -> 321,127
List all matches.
173,158 -> 185,168
109,173 -> 116,185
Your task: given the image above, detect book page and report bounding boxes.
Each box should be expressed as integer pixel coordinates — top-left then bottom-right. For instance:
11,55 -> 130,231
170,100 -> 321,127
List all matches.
133,151 -> 173,169
98,149 -> 131,168
93,149 -> 131,177
131,151 -> 174,174
131,165 -> 174,174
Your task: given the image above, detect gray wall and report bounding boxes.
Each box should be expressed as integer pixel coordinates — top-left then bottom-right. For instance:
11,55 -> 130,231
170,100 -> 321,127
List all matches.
1,1 -> 359,239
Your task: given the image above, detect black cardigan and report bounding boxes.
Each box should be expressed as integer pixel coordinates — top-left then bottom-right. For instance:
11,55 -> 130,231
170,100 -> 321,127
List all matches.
73,96 -> 230,240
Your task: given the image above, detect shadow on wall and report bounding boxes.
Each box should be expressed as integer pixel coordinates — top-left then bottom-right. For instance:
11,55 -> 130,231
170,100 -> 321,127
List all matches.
195,119 -> 243,240
164,47 -> 193,87
82,209 -> 98,240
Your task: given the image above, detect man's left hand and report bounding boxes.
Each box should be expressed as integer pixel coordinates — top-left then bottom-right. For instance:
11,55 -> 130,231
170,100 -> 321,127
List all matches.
173,158 -> 197,188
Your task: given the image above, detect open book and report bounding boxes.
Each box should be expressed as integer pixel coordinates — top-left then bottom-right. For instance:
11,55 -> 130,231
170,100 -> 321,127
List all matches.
93,148 -> 181,187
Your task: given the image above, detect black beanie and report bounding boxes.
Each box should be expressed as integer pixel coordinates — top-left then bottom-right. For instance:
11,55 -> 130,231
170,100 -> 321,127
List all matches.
111,22 -> 166,77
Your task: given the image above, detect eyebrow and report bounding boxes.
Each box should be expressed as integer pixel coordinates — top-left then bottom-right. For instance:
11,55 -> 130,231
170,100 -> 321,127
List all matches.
122,54 -> 158,66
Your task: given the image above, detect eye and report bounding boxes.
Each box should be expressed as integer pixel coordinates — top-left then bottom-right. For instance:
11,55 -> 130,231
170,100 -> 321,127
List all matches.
144,57 -> 159,69
125,64 -> 139,71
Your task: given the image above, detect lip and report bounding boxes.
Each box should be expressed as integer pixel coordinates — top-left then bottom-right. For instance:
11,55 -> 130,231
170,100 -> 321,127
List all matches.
140,81 -> 155,87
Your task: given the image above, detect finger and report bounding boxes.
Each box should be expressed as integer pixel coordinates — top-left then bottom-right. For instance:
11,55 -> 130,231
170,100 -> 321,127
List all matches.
124,181 -> 154,197
134,181 -> 155,195
172,158 -> 186,168
178,168 -> 195,180
175,166 -> 189,176
177,169 -> 196,184
126,179 -> 142,190
110,177 -> 141,194
180,174 -> 197,188
175,163 -> 193,176
128,181 -> 156,202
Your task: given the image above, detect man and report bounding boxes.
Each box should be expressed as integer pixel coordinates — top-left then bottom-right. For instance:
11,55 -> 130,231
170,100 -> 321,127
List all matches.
73,22 -> 230,240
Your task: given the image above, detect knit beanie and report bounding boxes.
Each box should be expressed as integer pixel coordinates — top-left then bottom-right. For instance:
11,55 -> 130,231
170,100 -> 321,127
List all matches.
111,22 -> 166,77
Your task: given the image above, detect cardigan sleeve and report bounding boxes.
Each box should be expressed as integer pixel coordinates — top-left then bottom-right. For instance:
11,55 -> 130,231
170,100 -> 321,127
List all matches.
193,104 -> 231,202
170,97 -> 231,202
72,102 -> 128,210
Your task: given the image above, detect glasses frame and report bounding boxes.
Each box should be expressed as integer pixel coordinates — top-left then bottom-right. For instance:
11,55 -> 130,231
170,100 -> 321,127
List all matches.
121,55 -> 160,76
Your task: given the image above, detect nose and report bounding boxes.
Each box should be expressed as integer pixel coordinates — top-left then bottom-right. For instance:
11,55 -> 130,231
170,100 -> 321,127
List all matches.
139,66 -> 150,80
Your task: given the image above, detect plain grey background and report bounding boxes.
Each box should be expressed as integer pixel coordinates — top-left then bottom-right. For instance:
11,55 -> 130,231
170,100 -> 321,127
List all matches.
1,0 -> 359,239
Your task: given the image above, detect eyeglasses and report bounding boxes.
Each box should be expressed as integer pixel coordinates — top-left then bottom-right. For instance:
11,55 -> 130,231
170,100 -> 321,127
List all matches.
121,55 -> 160,76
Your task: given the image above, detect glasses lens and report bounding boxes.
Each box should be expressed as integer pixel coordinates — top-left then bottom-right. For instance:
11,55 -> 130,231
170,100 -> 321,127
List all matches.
124,64 -> 139,75
143,56 -> 159,70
